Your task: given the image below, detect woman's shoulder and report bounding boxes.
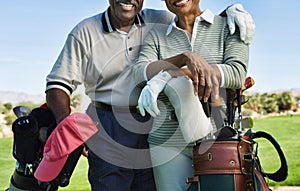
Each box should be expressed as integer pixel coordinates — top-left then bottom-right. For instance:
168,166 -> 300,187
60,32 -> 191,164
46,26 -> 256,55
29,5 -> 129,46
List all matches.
213,15 -> 228,27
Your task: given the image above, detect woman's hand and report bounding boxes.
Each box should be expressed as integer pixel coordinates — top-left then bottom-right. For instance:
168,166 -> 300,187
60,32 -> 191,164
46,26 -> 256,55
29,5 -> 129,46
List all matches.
181,52 -> 221,103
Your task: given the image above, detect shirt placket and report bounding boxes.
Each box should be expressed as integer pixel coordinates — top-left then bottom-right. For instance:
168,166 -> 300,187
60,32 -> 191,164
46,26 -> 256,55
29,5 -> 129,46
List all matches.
125,27 -> 142,64
191,18 -> 200,52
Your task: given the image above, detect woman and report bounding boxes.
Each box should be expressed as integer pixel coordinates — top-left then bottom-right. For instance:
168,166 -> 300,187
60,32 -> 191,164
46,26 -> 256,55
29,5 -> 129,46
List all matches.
134,0 -> 249,190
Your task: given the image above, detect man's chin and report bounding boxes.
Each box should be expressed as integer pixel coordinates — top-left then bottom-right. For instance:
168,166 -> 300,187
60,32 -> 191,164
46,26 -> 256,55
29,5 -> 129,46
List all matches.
121,12 -> 137,21
116,6 -> 138,18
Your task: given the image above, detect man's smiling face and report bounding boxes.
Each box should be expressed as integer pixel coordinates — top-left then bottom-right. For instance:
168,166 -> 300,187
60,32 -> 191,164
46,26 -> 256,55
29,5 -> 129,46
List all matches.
109,0 -> 144,26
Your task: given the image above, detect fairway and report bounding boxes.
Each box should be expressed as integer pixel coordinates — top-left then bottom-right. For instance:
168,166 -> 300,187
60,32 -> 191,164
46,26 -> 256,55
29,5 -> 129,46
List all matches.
0,138 -> 90,191
0,114 -> 299,190
253,114 -> 300,186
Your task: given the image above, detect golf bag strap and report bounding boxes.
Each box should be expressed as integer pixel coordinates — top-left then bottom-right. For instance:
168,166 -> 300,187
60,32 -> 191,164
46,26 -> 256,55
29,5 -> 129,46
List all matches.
11,170 -> 46,191
251,131 -> 288,182
251,159 -> 271,191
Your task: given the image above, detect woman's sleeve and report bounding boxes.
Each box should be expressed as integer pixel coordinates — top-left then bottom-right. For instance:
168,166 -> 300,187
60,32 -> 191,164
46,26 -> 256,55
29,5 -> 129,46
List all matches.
219,27 -> 249,89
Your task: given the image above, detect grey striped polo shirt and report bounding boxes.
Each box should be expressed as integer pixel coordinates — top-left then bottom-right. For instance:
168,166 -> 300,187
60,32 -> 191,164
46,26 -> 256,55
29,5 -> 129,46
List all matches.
134,9 -> 249,146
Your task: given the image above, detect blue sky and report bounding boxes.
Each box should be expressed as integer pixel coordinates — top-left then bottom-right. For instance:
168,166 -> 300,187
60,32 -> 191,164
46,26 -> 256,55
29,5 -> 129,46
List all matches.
1,0 -> 299,95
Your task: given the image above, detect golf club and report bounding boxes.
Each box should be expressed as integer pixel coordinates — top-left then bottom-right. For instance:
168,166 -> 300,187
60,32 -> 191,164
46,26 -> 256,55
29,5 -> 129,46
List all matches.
13,106 -> 31,118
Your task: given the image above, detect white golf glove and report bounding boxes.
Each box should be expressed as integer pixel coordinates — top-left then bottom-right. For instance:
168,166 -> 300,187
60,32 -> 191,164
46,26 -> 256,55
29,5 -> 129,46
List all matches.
226,4 -> 256,44
138,70 -> 172,117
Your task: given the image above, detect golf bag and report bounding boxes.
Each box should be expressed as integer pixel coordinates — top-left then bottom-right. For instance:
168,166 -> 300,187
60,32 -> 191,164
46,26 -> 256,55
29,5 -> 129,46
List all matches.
188,130 -> 288,191
187,77 -> 288,191
8,105 -> 83,191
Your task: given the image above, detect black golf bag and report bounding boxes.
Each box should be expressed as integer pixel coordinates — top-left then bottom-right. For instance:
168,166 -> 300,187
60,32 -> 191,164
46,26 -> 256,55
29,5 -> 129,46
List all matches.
8,105 -> 83,191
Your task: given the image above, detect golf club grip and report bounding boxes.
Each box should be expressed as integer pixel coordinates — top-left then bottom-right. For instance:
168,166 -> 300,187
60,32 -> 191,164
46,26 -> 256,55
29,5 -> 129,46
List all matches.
201,100 -> 210,118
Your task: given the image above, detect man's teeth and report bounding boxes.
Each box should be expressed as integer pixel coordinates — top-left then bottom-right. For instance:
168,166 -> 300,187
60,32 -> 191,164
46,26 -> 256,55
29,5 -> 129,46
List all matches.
175,0 -> 189,6
119,2 -> 134,8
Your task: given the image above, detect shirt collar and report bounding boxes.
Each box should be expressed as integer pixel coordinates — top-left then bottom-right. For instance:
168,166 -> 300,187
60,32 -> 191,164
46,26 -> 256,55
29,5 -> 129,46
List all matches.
166,9 -> 215,35
101,8 -> 145,33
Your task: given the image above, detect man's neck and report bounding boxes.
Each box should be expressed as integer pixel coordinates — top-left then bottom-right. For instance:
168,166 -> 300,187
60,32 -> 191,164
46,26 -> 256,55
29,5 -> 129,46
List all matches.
115,25 -> 133,33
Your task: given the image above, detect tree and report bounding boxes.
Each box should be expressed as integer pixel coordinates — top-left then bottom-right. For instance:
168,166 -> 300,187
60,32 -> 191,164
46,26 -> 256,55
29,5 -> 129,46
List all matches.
261,93 -> 278,114
277,91 -> 295,111
244,93 -> 262,113
4,113 -> 16,125
3,102 -> 13,111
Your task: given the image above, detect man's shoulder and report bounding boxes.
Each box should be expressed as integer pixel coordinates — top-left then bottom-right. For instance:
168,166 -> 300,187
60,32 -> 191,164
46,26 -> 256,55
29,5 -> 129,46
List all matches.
141,8 -> 174,25
70,13 -> 103,34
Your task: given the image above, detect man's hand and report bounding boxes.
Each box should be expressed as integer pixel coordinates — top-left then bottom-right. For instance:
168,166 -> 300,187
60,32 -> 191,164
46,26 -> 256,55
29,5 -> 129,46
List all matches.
226,4 -> 256,44
138,71 -> 172,117
82,146 -> 88,157
182,52 -> 220,103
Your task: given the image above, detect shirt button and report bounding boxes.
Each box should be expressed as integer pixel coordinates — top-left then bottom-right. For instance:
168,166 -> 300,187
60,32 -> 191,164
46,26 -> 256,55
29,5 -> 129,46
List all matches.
129,47 -> 133,51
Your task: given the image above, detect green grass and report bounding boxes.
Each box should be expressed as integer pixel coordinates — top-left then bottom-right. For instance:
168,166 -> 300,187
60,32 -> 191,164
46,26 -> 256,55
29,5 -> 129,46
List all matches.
0,114 -> 299,190
253,114 -> 300,186
0,138 -> 90,191
0,138 -> 15,190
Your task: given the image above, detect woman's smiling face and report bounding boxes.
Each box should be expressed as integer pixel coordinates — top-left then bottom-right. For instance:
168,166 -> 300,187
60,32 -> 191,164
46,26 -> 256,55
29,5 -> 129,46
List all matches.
164,0 -> 200,16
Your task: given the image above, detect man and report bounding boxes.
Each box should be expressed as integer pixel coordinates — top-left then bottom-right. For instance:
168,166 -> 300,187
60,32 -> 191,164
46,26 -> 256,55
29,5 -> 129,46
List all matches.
45,0 -> 255,190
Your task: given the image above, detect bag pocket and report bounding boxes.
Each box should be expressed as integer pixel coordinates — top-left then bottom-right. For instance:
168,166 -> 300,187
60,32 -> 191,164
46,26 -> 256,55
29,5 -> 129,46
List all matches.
12,116 -> 40,164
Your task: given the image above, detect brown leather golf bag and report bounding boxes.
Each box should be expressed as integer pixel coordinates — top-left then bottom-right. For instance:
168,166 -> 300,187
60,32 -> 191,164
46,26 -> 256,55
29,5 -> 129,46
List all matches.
186,77 -> 288,191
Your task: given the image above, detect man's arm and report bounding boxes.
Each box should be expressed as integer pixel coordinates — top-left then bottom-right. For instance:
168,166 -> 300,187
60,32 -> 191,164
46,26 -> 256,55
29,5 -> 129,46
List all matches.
46,88 -> 71,124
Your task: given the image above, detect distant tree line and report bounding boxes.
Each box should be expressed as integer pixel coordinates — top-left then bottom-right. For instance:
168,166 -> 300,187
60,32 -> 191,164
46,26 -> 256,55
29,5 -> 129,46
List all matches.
1,92 -> 299,126
243,91 -> 299,115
